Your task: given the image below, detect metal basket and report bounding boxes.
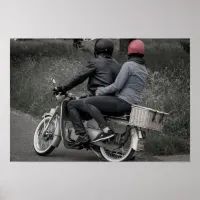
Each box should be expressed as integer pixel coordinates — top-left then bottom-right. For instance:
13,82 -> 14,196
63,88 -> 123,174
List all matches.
129,105 -> 169,132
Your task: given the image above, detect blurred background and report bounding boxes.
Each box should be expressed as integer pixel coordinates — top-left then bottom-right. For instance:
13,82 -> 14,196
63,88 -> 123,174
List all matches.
10,38 -> 190,156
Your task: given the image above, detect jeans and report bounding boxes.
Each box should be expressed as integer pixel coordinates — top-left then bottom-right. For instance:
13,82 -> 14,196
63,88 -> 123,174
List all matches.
67,96 -> 132,135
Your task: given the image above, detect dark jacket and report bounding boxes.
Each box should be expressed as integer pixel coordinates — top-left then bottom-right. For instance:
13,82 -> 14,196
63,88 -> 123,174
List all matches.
63,56 -> 121,95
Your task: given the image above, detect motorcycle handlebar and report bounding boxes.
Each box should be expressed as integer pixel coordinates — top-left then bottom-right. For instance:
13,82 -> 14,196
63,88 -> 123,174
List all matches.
53,87 -> 66,95
53,88 -> 77,99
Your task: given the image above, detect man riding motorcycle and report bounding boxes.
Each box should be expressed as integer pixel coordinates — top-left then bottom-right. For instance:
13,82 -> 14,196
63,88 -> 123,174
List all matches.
54,39 -> 121,145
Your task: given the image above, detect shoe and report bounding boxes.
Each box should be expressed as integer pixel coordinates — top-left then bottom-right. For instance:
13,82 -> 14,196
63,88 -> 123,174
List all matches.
73,134 -> 90,146
92,130 -> 114,143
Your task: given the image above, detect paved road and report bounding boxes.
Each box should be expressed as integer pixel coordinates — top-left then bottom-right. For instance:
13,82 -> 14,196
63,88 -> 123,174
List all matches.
10,110 -> 189,162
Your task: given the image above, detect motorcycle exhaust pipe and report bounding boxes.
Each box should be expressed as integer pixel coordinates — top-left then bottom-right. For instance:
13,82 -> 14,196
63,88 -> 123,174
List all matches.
131,128 -> 139,151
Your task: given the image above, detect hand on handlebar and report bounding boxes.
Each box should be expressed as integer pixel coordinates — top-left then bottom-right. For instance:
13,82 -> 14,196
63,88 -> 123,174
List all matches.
55,86 -> 64,91
53,86 -> 66,95
52,87 -> 78,100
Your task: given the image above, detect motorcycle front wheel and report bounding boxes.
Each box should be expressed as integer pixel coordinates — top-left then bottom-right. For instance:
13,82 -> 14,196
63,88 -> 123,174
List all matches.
33,116 -> 57,156
100,136 -> 135,162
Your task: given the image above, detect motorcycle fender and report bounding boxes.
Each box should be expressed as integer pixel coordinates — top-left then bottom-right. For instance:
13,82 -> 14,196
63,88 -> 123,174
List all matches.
51,116 -> 62,148
42,108 -> 55,118
42,113 -> 53,118
130,128 -> 139,151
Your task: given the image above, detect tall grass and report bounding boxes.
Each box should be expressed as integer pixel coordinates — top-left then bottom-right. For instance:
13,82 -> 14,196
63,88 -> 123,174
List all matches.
140,39 -> 190,155
10,39 -> 190,155
142,66 -> 190,155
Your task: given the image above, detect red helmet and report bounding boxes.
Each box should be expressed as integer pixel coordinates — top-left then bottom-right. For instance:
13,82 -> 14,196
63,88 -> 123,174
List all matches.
128,40 -> 145,55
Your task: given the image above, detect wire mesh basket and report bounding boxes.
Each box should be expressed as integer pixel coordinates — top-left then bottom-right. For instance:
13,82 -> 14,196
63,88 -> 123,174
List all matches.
129,105 -> 169,132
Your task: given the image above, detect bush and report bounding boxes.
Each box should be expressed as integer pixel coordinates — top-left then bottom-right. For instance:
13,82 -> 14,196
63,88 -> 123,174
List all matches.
144,133 -> 190,156
142,61 -> 190,138
141,49 -> 190,155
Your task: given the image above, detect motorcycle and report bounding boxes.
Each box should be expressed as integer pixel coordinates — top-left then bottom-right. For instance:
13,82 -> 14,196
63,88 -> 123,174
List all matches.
33,79 -> 157,162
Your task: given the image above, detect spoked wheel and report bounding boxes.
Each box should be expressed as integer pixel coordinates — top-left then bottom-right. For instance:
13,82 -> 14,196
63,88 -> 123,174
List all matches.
100,136 -> 135,162
33,116 -> 57,156
90,146 -> 106,161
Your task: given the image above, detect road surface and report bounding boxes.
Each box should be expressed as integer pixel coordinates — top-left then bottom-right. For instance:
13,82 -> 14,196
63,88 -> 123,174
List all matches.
10,110 -> 189,162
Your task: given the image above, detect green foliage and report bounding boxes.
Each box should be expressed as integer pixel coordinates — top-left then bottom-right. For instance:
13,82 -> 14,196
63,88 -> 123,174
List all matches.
142,59 -> 190,138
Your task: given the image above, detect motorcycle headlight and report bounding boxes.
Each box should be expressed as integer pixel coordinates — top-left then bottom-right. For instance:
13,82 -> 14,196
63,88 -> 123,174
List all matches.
56,95 -> 65,102
50,108 -> 56,115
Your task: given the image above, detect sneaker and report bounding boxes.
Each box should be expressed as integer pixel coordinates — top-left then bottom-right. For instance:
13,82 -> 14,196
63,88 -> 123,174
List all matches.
92,130 -> 114,143
73,134 -> 90,146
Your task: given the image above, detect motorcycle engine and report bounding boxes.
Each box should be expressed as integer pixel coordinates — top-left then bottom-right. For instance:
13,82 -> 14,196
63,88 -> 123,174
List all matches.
85,118 -> 129,136
108,118 -> 129,134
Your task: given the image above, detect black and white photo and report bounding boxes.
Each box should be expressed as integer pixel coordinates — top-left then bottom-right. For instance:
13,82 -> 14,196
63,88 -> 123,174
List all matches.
10,38 -> 190,162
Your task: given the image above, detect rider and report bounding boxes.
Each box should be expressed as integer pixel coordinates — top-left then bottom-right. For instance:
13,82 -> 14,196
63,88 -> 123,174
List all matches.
84,40 -> 149,142
55,39 -> 121,145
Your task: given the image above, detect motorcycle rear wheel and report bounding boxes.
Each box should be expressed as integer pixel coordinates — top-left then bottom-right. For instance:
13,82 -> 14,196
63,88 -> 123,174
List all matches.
33,116 -> 56,156
100,136 -> 135,162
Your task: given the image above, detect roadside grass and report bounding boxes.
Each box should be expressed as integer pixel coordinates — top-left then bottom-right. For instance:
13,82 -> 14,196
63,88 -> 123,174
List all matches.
144,133 -> 190,155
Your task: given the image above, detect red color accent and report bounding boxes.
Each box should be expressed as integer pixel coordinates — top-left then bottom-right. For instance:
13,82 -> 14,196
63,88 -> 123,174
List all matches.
128,40 -> 145,55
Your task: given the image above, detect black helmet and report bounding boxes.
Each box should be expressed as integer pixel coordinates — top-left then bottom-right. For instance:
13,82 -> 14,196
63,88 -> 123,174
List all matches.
94,39 -> 114,57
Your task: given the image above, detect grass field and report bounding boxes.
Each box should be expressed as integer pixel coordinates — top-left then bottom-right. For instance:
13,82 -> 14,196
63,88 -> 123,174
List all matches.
10,38 -> 190,155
